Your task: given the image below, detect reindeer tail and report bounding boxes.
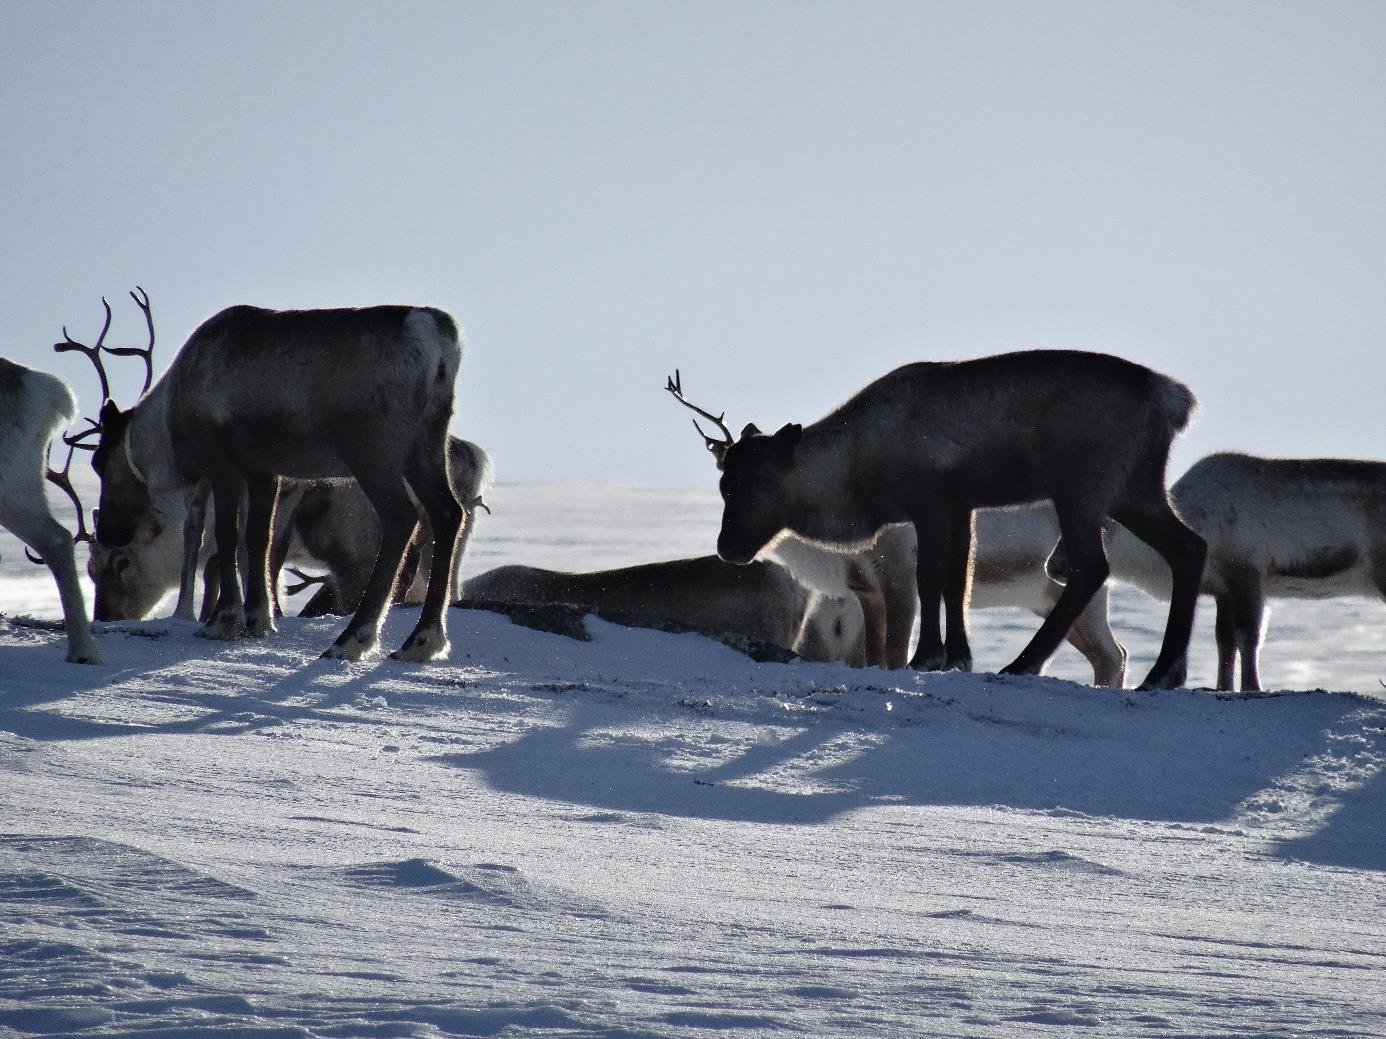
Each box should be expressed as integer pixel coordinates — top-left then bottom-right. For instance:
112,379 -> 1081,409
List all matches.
1152,375 -> 1198,432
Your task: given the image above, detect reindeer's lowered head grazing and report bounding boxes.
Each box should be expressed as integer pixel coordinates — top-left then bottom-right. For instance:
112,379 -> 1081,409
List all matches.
667,352 -> 1207,690
83,295 -> 466,661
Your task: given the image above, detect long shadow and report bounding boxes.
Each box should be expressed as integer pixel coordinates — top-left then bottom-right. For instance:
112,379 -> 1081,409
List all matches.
427,680 -> 1386,833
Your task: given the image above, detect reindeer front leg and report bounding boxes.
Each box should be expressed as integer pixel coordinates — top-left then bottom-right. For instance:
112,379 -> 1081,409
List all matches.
200,468 -> 248,639
907,514 -> 948,671
941,507 -> 974,672
173,483 -> 208,621
242,473 -> 280,637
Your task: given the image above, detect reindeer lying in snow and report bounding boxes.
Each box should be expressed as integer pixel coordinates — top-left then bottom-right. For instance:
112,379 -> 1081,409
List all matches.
667,353 -> 1205,689
462,556 -> 868,665
84,296 -> 466,660
88,437 -> 491,622
1056,452 -> 1386,692
768,510 -> 1127,686
0,358 -> 100,663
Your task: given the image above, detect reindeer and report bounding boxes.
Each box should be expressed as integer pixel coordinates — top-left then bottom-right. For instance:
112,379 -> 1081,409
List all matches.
80,295 -> 465,661
0,358 -> 100,663
1058,452 -> 1386,692
462,556 -> 867,665
666,352 -> 1206,689
88,438 -> 491,622
766,510 -> 1126,685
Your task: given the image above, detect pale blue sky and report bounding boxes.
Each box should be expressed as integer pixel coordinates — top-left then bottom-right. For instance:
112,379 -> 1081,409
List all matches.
3,2 -> 1383,483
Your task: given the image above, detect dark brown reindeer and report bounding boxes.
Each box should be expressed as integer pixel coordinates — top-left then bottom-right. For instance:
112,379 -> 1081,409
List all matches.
667,351 -> 1207,689
87,299 -> 465,661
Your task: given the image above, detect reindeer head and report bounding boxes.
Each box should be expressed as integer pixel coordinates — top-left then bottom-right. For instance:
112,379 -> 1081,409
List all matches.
88,537 -> 168,620
665,370 -> 804,564
714,422 -> 804,564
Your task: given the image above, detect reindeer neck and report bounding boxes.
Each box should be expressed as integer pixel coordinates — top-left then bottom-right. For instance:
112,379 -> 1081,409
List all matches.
781,421 -> 882,548
127,389 -> 180,497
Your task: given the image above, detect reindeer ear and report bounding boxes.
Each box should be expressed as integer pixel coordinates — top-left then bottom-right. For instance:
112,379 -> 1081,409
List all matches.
740,423 -> 763,440
773,423 -> 802,446
99,400 -> 124,430
707,441 -> 730,469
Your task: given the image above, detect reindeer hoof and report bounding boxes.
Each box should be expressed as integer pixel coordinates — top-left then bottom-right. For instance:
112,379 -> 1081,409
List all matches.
945,654 -> 973,673
321,640 -> 377,662
391,629 -> 450,663
199,616 -> 248,640
66,649 -> 102,665
1137,660 -> 1187,691
908,651 -> 947,671
245,615 -> 278,639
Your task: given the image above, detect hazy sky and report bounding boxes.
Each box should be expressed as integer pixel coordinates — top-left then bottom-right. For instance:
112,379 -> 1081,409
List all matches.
3,2 -> 1383,484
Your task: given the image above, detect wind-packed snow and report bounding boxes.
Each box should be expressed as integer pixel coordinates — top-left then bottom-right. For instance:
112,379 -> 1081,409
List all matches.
2,483 -> 1385,1038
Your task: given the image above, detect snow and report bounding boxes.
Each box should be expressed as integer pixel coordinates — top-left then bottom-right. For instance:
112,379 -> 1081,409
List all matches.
2,483 -> 1386,1037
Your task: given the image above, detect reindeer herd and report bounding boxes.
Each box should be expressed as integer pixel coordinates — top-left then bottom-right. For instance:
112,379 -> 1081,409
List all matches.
3,290 -> 1384,691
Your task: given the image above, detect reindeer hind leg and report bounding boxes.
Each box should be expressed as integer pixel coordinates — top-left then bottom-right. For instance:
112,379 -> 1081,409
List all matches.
393,440 -> 463,662
323,467 -> 419,661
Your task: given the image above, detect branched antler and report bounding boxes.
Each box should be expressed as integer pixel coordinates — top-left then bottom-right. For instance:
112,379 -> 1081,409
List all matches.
54,296 -> 114,403
284,567 -> 330,597
25,442 -> 93,565
665,368 -> 734,453
102,286 -> 155,395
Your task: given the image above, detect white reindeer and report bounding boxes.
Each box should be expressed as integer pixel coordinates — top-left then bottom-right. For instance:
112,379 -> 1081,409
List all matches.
667,352 -> 1206,689
88,438 -> 491,622
0,358 -> 100,663
1067,451 -> 1386,691
85,296 -> 465,661
768,511 -> 1127,686
462,556 -> 867,665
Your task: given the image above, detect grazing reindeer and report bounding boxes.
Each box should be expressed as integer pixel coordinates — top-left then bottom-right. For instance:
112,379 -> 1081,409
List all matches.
766,510 -> 1127,685
463,556 -> 867,665
85,297 -> 465,660
666,352 -> 1205,689
89,438 -> 491,622
1062,452 -> 1386,692
0,358 -> 100,663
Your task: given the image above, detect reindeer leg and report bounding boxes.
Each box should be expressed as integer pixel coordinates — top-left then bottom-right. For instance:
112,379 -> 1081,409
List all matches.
2,501 -> 100,664
323,471 -> 418,661
907,515 -> 948,670
1112,498 -> 1206,690
201,468 -> 249,640
173,484 -> 208,621
394,452 -> 464,662
1002,509 -> 1108,678
1223,569 -> 1266,692
242,473 -> 280,637
1213,594 -> 1237,691
1056,582 -> 1126,688
941,507 -> 975,671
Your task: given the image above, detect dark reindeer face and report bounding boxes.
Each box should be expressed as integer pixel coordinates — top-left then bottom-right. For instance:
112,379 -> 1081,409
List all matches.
715,422 -> 803,564
91,402 -> 148,549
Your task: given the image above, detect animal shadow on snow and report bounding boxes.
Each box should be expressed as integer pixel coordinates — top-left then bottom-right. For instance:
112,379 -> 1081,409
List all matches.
426,676 -> 1386,872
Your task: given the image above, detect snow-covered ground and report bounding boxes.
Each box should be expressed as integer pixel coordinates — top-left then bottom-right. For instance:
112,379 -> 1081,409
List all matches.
3,482 -> 1385,1037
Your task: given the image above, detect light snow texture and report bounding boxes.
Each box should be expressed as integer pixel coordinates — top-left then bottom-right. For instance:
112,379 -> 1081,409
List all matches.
2,482 -> 1385,1037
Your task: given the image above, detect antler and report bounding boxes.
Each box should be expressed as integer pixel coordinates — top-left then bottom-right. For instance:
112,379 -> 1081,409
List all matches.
665,368 -> 734,453
102,286 -> 155,395
284,567 -> 330,597
54,296 -> 114,404
25,442 -> 94,565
